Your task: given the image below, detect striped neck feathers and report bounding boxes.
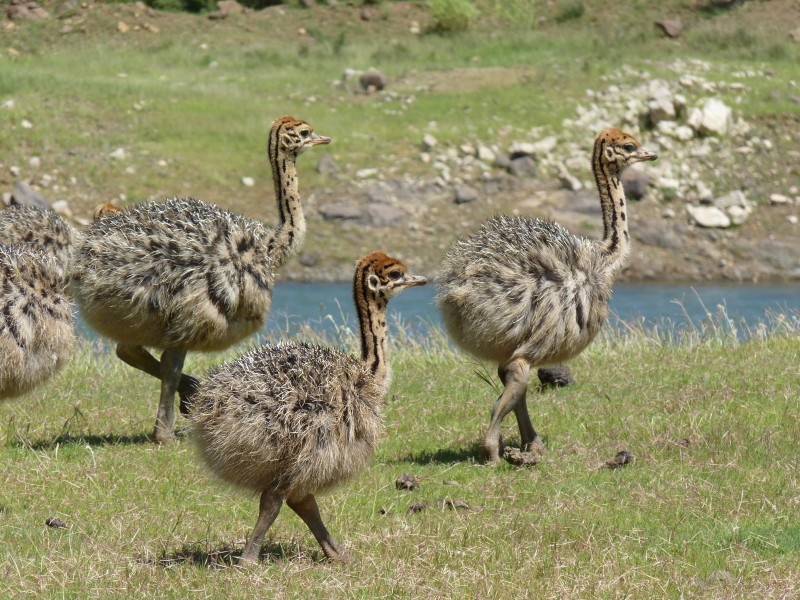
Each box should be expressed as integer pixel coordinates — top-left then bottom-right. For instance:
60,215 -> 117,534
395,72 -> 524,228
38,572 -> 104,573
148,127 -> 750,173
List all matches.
592,137 -> 630,274
353,261 -> 390,388
268,123 -> 306,268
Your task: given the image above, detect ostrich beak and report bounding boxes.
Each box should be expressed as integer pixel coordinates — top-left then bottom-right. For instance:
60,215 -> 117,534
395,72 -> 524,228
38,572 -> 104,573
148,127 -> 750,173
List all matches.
310,133 -> 332,146
633,148 -> 658,163
400,275 -> 427,288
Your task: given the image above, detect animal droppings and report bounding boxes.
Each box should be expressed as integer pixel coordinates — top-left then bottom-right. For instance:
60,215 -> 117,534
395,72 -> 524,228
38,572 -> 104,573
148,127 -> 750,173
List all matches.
408,503 -> 426,514
503,446 -> 542,468
602,450 -> 634,469
46,516 -> 67,529
395,474 -> 420,491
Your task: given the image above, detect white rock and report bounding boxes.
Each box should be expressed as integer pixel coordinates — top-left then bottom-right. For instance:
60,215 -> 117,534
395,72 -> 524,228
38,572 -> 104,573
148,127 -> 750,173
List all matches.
109,148 -> 127,160
21,119 -> 33,129
241,176 -> 255,187
787,215 -> 798,224
687,107 -> 703,131
2,192 -> 11,206
459,143 -> 475,157
674,125 -> 694,141
726,205 -> 750,225
695,181 -> 714,203
509,141 -> 537,157
532,135 -> 558,155
125,166 -> 136,175
476,145 -> 495,163
10,165 -> 20,177
356,167 -> 378,179
50,200 -> 71,217
157,159 -> 168,167
698,98 -> 732,136
28,156 -> 41,169
2,99 -> 14,110
770,193 -> 790,205
687,205 -> 731,228
714,190 -> 750,210
421,134 -> 438,151
662,208 -> 676,219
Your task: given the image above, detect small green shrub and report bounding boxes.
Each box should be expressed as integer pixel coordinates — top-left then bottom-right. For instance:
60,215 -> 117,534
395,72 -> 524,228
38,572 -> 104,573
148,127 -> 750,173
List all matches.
554,0 -> 584,23
430,0 -> 479,33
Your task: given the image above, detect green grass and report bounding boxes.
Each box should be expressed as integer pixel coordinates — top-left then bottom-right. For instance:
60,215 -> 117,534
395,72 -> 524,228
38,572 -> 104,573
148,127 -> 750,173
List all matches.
2,316 -> 799,597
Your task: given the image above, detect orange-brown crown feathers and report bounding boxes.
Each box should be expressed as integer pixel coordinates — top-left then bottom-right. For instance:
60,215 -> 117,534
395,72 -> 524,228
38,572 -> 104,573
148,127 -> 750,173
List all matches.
93,203 -> 121,220
594,128 -> 658,174
269,116 -> 331,159
356,251 -> 427,298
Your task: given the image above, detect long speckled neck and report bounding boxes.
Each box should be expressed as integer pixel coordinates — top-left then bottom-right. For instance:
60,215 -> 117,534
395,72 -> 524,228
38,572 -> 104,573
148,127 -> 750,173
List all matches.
268,126 -> 306,269
592,137 -> 630,275
353,260 -> 389,388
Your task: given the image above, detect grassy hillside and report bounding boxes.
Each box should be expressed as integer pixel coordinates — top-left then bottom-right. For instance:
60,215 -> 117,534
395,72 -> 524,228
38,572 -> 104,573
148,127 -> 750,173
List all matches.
1,0 -> 799,281
2,315 -> 800,597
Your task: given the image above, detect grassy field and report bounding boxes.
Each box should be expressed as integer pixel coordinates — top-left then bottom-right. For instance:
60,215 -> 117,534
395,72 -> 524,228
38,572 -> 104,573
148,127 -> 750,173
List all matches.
2,314 -> 799,598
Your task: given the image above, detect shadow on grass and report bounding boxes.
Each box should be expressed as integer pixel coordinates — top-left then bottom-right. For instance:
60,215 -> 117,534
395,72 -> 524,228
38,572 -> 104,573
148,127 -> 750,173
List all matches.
149,542 -> 314,569
19,432 -> 153,451
390,442 -> 483,465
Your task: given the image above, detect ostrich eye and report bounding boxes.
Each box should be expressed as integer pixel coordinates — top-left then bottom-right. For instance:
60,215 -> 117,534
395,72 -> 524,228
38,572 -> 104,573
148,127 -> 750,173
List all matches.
622,143 -> 635,152
388,269 -> 403,281
300,130 -> 310,138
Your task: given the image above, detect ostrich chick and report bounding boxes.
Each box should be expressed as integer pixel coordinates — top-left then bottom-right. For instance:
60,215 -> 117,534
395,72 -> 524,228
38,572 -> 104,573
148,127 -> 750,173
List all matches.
70,116 -> 330,443
0,205 -> 77,281
0,244 -> 74,400
436,128 -> 657,463
189,252 -> 426,564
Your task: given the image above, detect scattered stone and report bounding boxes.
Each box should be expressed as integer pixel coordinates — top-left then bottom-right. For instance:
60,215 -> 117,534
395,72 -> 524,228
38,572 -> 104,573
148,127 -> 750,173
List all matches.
109,148 -> 127,160
436,498 -> 469,511
647,80 -> 676,125
532,135 -> 558,155
507,156 -> 537,178
508,141 -> 537,159
537,366 -> 574,388
559,168 -> 583,192
316,154 -> 339,176
21,119 -> 33,129
503,446 -> 541,468
395,474 -> 419,492
687,205 -> 731,228
621,166 -> 649,200
654,19 -> 683,38
359,69 -> 387,93
117,21 -> 129,33
318,203 -> 361,222
787,215 -> 798,224
407,503 -> 425,514
421,134 -> 438,151
208,0 -> 244,19
364,203 -> 407,227
6,0 -> 50,21
10,181 -> 49,209
476,145 -> 495,163
602,450 -> 633,469
365,183 -> 396,204
45,516 -> 67,529
28,156 -> 41,169
355,167 -> 378,179
50,200 -> 71,217
454,184 -> 479,204
769,193 -> 790,205
713,190 -> 752,225
696,98 -> 732,136
241,176 -> 254,187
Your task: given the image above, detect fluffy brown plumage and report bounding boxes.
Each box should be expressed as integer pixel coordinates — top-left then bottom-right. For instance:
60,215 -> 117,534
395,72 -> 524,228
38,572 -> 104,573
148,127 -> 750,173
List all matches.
69,116 -> 330,443
436,128 -> 657,463
189,251 -> 426,564
0,205 -> 77,281
0,244 -> 74,400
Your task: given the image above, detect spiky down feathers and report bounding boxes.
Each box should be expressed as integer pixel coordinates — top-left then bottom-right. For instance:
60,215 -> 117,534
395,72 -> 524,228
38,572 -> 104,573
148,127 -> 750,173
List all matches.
190,342 -> 383,501
0,244 -> 74,400
436,215 -> 613,366
70,198 -> 275,351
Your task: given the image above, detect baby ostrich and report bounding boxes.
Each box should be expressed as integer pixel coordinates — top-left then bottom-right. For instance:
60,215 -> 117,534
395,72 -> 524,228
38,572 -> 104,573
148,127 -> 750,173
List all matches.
0,205 -> 77,281
70,116 -> 330,444
436,128 -> 657,463
188,251 -> 426,564
0,244 -> 74,400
